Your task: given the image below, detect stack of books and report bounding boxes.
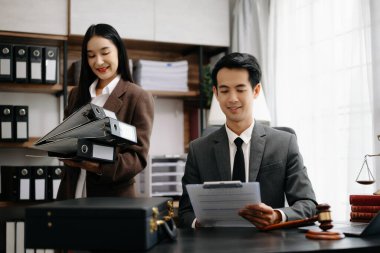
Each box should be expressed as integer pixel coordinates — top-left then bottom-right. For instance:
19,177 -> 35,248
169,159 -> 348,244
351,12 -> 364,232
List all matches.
134,59 -> 189,92
349,194 -> 380,222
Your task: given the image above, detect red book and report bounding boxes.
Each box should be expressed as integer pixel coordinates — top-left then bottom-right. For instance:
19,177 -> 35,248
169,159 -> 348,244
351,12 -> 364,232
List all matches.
351,205 -> 380,213
350,211 -> 378,220
350,218 -> 371,223
349,195 -> 380,206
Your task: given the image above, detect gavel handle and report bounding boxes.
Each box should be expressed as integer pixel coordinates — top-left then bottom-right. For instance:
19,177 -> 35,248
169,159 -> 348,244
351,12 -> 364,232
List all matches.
260,215 -> 318,231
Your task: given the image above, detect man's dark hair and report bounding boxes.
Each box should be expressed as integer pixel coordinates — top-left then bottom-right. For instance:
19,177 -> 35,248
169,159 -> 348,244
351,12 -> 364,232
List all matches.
73,23 -> 133,111
211,52 -> 262,89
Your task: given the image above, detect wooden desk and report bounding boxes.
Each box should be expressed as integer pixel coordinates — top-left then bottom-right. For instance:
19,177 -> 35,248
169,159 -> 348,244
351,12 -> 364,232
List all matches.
147,227 -> 380,253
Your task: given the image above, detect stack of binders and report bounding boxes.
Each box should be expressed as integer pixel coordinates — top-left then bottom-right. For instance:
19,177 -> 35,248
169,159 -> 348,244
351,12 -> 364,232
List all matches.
32,103 -> 137,162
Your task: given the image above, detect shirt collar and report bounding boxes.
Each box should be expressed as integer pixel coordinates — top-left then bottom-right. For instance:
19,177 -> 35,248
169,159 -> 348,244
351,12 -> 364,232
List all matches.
89,74 -> 121,98
225,120 -> 255,145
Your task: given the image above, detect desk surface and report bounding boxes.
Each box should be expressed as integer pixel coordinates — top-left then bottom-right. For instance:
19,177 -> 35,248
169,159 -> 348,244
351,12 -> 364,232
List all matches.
148,227 -> 380,253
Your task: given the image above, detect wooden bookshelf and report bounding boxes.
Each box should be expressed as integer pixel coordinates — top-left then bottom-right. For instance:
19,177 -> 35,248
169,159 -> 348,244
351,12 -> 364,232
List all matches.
0,31 -> 67,42
0,83 -> 64,94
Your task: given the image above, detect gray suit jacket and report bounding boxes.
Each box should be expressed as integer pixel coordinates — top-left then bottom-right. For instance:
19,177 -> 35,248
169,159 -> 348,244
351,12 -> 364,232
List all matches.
178,123 -> 317,228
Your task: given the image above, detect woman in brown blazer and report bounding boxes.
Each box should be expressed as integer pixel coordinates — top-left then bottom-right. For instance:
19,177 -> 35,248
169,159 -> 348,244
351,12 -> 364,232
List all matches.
57,24 -> 154,199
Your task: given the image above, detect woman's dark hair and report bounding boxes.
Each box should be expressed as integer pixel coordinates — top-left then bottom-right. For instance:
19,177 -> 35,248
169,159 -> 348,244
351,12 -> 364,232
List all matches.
211,52 -> 262,89
72,23 -> 133,111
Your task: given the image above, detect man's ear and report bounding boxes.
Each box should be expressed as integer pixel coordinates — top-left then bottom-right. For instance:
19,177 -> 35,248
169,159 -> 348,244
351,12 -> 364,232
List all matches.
213,86 -> 218,100
253,83 -> 261,99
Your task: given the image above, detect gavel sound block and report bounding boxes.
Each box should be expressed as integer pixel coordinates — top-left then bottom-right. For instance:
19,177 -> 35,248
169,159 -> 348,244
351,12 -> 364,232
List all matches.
261,203 -> 345,240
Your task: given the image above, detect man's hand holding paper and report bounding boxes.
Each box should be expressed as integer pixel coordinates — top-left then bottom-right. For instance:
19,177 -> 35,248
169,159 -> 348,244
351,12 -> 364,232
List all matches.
186,181 -> 262,227
238,203 -> 282,229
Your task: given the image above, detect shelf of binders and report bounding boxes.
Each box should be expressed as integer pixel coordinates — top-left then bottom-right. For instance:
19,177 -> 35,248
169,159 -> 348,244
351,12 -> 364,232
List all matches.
0,31 -> 67,96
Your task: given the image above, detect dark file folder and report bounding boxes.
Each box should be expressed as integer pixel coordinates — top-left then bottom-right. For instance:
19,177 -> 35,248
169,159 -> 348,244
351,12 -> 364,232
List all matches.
35,103 -> 116,145
47,166 -> 64,200
0,105 -> 14,141
0,44 -> 13,82
14,45 -> 28,83
32,166 -> 48,201
0,166 -> 18,201
13,105 -> 29,142
35,138 -> 115,163
28,46 -> 43,83
76,138 -> 115,162
18,167 -> 31,201
48,117 -> 137,145
44,47 -> 58,84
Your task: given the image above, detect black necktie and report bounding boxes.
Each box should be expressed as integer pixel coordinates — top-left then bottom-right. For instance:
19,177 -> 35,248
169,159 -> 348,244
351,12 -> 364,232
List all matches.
232,137 -> 245,182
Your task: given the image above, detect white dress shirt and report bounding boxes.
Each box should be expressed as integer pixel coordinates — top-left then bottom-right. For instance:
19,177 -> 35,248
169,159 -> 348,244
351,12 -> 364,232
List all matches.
74,75 -> 121,198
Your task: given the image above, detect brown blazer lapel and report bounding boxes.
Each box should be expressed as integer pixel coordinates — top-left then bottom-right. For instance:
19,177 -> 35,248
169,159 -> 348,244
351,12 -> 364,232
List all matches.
249,123 -> 266,181
103,80 -> 129,113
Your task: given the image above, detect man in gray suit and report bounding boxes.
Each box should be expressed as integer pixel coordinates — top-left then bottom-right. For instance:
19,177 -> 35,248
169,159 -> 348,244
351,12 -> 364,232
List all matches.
179,52 -> 317,229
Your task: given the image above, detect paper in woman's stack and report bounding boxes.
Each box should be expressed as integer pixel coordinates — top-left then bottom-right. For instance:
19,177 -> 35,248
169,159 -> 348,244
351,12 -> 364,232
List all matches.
134,59 -> 188,92
33,103 -> 137,162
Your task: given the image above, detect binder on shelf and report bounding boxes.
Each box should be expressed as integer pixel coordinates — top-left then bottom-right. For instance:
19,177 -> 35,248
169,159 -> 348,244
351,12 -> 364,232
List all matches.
0,166 -> 18,201
43,47 -> 58,84
13,105 -> 29,142
48,166 -> 64,200
0,105 -> 14,141
18,167 -> 31,201
0,206 -> 26,253
14,45 -> 29,83
28,46 -> 43,83
48,117 -> 137,145
35,103 -> 116,145
6,221 -> 16,253
32,167 -> 47,201
16,221 -> 25,253
0,44 -> 13,82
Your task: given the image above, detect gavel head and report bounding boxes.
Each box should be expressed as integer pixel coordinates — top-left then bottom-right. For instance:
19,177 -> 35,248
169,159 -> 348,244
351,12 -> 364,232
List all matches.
316,203 -> 333,231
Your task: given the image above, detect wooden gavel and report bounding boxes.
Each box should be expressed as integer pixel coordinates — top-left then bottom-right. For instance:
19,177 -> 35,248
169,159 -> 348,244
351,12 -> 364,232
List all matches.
260,203 -> 333,231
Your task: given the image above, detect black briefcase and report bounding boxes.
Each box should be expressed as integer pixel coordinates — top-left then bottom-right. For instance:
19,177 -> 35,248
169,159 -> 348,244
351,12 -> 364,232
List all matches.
25,197 -> 177,251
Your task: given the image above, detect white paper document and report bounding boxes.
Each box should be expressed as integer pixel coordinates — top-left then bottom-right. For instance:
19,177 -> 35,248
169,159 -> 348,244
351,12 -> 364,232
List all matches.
186,181 -> 261,227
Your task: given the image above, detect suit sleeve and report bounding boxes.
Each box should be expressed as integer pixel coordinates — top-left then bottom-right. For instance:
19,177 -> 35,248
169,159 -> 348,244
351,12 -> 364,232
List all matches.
279,134 -> 318,220
96,90 -> 154,186
178,141 -> 201,228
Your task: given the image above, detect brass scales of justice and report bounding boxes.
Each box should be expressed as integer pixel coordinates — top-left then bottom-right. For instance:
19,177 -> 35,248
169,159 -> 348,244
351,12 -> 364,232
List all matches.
356,153 -> 380,187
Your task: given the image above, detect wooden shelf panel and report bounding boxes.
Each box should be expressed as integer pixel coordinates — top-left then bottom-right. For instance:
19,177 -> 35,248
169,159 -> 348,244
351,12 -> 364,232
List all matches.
67,85 -> 199,98
0,31 -> 67,41
68,35 -> 226,56
149,90 -> 199,98
0,83 -> 63,94
0,137 -> 39,149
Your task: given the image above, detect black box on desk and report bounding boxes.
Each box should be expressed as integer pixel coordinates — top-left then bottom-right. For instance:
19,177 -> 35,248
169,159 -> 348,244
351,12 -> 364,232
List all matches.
25,197 -> 175,251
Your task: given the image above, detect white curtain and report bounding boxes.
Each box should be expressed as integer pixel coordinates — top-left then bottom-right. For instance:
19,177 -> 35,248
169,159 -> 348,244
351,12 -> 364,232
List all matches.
230,0 -> 276,121
370,0 -> 380,194
269,0 -> 375,220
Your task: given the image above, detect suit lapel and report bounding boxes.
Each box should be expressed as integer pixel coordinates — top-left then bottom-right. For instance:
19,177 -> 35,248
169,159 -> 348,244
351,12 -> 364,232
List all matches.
249,123 -> 266,181
213,126 -> 232,181
103,79 -> 128,113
